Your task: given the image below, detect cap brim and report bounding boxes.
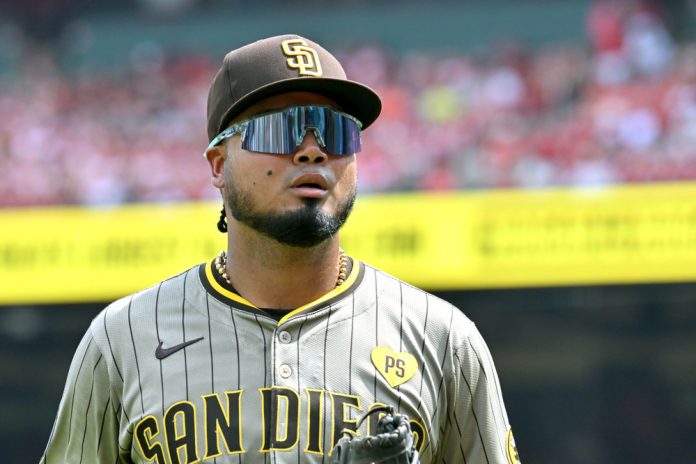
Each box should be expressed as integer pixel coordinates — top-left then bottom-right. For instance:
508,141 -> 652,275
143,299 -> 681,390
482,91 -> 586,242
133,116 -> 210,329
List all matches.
216,77 -> 381,136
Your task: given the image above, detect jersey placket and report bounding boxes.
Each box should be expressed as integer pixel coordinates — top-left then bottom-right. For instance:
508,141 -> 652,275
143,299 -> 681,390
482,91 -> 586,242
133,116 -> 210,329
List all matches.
266,319 -> 302,457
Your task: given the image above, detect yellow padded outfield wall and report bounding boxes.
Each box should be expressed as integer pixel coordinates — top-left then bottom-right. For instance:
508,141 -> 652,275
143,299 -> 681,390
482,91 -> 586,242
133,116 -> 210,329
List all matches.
1,182 -> 696,304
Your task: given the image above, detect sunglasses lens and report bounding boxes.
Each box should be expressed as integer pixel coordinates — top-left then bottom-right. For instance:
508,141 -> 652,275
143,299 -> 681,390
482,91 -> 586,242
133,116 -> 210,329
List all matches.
243,112 -> 294,154
241,106 -> 361,155
322,108 -> 362,155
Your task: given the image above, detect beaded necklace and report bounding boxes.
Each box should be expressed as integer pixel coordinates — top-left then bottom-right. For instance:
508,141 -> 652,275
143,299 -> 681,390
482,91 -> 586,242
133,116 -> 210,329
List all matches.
214,249 -> 349,288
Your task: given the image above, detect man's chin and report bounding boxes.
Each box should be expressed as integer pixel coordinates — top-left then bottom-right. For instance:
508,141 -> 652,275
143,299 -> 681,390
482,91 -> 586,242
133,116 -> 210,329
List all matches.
266,233 -> 331,249
299,197 -> 321,208
261,216 -> 337,248
232,207 -> 338,248
284,197 -> 333,216
227,183 -> 355,248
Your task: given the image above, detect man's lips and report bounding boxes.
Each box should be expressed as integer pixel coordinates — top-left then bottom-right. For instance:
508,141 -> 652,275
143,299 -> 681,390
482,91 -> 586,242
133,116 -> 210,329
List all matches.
290,173 -> 330,198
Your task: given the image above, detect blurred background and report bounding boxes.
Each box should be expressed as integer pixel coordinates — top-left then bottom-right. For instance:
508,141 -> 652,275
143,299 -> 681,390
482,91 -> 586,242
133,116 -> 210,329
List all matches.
2,0 -> 696,462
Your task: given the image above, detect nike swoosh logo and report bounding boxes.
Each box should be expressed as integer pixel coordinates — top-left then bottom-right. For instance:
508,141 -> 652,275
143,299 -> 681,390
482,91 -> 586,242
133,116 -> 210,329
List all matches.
155,337 -> 204,360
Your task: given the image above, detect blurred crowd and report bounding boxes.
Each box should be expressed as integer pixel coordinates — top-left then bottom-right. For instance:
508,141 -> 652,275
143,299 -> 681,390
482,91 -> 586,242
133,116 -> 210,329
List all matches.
2,0 -> 696,207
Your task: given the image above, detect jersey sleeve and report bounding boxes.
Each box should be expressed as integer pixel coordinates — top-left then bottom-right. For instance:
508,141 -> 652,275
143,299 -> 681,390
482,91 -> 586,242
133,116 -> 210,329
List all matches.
40,327 -> 125,464
436,322 -> 519,464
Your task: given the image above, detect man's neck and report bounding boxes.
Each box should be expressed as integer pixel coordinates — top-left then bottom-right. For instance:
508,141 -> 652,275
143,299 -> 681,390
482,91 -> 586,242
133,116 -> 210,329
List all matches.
225,226 -> 343,310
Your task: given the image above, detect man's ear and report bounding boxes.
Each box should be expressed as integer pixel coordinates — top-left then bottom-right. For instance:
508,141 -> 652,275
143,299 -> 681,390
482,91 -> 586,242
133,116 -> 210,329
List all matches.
206,146 -> 226,188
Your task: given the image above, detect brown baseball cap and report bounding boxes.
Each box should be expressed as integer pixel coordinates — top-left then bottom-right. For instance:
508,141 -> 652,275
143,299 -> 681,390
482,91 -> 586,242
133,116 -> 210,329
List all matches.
206,34 -> 382,142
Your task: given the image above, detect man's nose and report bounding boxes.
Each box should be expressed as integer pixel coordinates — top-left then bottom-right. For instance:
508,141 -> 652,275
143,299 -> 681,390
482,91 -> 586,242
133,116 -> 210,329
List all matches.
292,130 -> 328,164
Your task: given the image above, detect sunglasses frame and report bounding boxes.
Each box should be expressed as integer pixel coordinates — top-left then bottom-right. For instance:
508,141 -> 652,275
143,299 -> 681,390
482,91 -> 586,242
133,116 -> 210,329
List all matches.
205,105 -> 363,156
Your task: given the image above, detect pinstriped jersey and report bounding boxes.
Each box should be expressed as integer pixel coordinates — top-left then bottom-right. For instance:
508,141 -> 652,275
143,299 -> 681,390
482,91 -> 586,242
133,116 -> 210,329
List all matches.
41,256 -> 520,464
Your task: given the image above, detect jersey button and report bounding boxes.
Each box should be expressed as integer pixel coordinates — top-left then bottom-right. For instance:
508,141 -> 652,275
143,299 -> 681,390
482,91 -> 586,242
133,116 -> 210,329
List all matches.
279,364 -> 292,379
278,331 -> 292,343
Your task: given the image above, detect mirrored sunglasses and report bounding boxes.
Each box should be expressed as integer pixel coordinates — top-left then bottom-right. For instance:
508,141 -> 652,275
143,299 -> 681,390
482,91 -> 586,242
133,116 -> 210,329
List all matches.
206,105 -> 363,156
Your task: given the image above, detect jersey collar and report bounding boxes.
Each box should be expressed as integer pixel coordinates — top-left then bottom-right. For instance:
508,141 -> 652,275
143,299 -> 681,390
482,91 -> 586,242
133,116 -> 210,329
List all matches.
199,254 -> 364,323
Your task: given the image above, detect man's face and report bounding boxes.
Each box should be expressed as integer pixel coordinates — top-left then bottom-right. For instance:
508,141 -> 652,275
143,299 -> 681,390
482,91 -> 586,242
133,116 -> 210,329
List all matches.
215,92 -> 358,248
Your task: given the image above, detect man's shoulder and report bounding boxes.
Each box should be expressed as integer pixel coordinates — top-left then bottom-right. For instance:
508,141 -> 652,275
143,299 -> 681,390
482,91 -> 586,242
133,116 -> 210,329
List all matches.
360,261 -> 476,331
88,263 -> 203,336
361,261 -> 462,307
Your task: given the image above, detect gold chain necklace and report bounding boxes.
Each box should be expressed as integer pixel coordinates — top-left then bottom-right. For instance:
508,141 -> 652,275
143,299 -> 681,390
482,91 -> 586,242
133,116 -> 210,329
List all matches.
214,249 -> 349,289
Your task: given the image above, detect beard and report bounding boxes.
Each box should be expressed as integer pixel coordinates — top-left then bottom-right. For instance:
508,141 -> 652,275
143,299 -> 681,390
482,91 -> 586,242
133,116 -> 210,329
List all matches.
225,182 -> 356,248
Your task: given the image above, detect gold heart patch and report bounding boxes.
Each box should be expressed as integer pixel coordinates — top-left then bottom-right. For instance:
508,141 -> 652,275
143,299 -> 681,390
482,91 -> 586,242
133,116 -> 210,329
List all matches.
371,346 -> 418,388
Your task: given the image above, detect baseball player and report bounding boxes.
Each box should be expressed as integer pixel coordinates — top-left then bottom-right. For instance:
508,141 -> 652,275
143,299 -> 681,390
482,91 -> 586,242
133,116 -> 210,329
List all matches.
41,34 -> 520,464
